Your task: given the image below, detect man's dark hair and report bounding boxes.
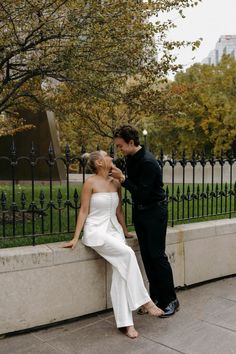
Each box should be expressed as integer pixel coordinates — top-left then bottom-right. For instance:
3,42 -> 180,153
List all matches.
114,124 -> 140,146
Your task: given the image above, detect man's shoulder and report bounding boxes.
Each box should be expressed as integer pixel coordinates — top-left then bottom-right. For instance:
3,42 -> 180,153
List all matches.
143,150 -> 157,163
142,151 -> 162,172
128,149 -> 157,166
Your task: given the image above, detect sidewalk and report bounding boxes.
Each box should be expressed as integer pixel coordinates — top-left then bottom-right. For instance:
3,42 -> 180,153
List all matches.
1,277 -> 236,354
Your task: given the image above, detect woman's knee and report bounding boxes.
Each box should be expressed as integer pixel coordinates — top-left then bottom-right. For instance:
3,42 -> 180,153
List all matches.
122,245 -> 135,260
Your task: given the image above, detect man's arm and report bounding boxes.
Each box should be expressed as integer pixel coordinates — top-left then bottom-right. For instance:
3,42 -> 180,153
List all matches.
111,161 -> 160,204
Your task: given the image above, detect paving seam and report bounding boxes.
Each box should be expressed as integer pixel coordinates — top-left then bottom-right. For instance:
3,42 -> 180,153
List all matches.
28,333 -> 67,354
141,335 -> 187,354
42,341 -> 67,354
220,296 -> 236,303
31,317 -> 105,341
200,319 -> 236,333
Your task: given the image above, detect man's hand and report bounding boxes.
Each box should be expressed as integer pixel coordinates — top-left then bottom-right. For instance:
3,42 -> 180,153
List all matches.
110,166 -> 123,180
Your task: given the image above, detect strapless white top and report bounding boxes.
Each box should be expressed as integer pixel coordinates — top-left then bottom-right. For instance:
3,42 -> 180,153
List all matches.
82,192 -> 125,247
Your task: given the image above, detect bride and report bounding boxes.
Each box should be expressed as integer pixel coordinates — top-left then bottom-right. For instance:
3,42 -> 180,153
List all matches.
63,150 -> 163,338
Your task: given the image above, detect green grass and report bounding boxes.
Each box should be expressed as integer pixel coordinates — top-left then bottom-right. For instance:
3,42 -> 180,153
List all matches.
0,182 -> 82,248
166,182 -> 236,225
0,183 -> 235,248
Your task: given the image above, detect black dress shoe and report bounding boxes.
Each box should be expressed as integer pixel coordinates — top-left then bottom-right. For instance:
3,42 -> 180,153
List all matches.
160,299 -> 180,318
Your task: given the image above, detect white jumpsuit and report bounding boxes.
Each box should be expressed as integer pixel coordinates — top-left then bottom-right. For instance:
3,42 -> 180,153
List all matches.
82,192 -> 151,328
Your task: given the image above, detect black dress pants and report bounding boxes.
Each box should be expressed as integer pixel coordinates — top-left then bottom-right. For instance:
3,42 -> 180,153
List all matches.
133,202 -> 176,308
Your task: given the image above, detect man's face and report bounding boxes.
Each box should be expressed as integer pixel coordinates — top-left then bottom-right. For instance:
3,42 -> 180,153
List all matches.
114,137 -> 136,156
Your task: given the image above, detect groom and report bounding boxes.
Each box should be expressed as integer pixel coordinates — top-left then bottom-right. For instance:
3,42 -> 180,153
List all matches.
111,124 -> 179,317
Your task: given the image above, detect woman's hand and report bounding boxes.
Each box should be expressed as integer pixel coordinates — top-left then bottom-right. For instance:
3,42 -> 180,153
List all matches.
124,232 -> 134,239
62,238 -> 79,249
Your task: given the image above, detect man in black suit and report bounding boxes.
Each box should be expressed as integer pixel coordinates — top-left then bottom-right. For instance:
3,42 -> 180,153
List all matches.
111,124 -> 179,317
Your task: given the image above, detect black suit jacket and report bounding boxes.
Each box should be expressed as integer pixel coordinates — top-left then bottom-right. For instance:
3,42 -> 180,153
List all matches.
122,147 -> 165,206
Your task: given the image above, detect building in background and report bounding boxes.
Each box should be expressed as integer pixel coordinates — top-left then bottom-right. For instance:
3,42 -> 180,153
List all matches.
202,35 -> 236,65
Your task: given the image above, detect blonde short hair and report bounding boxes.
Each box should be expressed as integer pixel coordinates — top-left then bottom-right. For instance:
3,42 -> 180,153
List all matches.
82,150 -> 106,173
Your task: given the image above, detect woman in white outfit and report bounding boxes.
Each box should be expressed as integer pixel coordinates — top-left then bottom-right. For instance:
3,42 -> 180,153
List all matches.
63,151 -> 163,338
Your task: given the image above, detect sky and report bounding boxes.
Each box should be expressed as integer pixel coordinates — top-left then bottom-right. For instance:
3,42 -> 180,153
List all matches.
163,0 -> 236,69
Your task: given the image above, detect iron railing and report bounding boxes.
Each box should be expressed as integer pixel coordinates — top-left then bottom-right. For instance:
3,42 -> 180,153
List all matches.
0,144 -> 236,246
160,150 -> 236,226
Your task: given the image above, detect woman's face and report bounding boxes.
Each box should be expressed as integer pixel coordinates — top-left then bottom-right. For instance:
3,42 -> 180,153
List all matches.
99,151 -> 113,171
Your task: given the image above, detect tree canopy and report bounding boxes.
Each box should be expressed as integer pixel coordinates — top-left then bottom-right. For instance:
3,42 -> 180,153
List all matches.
151,55 -> 236,155
0,0 -> 201,138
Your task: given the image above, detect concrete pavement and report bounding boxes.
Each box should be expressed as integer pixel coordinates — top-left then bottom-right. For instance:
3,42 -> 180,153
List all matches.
1,276 -> 236,354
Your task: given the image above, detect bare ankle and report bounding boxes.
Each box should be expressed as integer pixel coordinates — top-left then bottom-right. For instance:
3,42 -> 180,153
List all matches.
125,325 -> 139,339
143,301 -> 164,317
143,300 -> 153,308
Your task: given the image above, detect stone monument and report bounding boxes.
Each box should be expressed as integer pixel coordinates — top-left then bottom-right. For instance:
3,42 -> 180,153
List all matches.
0,109 -> 66,181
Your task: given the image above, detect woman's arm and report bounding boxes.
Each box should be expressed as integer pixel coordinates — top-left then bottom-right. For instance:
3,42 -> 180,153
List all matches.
63,180 -> 92,249
116,184 -> 133,239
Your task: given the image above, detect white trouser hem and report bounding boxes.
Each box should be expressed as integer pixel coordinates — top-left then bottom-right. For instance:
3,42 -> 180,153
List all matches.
117,321 -> 134,329
130,296 -> 151,311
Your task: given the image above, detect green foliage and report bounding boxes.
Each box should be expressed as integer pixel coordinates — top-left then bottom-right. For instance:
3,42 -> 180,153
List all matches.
52,77 -> 164,153
151,55 -> 236,155
0,0 -> 201,139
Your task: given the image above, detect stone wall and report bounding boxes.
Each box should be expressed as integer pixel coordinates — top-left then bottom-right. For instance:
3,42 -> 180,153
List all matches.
1,218 -> 236,335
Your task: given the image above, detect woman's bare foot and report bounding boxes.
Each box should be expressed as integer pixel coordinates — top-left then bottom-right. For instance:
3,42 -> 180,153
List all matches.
125,325 -> 139,339
143,301 -> 164,317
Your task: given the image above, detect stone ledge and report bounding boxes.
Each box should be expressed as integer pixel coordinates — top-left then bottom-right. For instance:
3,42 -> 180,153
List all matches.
184,233 -> 236,284
0,218 -> 236,335
0,245 -> 53,273
47,242 -> 100,265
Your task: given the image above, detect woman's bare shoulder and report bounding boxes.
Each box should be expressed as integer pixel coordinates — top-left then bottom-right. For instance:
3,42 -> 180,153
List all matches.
83,176 -> 97,189
85,175 -> 96,183
111,177 -> 120,190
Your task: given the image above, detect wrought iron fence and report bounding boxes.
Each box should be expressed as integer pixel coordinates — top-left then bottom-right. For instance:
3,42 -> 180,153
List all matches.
160,150 -> 236,226
0,143 -> 236,246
